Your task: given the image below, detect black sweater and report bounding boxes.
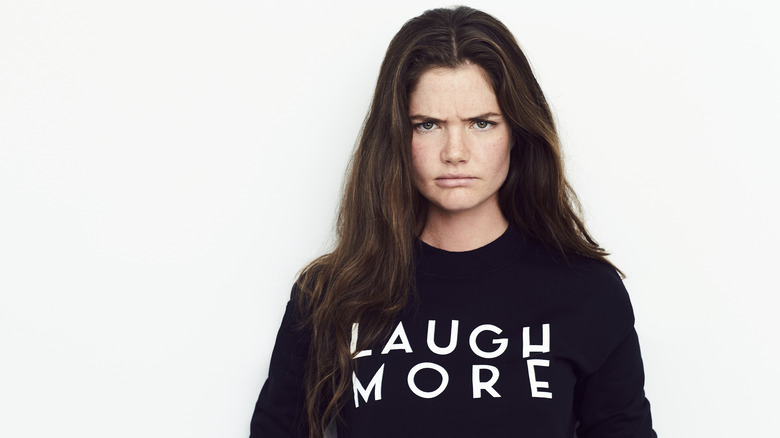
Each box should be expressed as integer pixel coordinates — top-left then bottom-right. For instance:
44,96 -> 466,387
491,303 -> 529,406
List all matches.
251,226 -> 656,437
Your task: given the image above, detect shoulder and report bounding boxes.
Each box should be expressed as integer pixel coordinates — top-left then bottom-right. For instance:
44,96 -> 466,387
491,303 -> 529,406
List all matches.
520,233 -> 625,288
566,255 -> 632,318
517,237 -> 635,331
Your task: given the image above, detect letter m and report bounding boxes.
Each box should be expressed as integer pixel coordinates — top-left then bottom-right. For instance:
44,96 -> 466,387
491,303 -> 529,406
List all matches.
352,364 -> 385,408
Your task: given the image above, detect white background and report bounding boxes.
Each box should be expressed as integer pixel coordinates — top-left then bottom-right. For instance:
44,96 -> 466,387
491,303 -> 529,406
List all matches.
2,0 -> 778,437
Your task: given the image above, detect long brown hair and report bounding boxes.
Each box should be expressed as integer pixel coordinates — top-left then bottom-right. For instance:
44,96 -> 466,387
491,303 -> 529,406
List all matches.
296,6 -> 616,436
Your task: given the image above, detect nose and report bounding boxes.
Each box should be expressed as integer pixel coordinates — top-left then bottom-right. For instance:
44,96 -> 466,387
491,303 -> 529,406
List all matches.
441,128 -> 469,164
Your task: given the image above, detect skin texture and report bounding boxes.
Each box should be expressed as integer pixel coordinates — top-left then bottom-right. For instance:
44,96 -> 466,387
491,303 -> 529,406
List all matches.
409,64 -> 511,251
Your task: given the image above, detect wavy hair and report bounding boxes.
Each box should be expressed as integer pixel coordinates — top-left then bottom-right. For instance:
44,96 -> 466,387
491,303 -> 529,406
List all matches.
295,6 -> 616,436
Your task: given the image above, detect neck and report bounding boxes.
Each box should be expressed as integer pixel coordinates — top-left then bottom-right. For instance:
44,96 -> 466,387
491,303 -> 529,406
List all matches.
420,205 -> 509,252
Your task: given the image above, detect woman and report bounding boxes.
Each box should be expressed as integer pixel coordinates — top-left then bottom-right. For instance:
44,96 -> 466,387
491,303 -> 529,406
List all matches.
251,6 -> 655,438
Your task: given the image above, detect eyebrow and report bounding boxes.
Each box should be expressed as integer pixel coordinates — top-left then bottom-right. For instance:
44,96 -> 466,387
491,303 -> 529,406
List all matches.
409,112 -> 502,123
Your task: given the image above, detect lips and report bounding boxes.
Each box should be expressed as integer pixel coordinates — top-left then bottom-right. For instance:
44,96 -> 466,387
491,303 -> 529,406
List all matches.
435,173 -> 477,188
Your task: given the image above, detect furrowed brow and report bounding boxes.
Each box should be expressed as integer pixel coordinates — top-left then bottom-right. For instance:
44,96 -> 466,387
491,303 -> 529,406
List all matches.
409,115 -> 445,124
463,112 -> 502,122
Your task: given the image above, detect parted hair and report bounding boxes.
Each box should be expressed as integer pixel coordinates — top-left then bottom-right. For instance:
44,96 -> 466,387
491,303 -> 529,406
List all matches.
295,6 -> 616,437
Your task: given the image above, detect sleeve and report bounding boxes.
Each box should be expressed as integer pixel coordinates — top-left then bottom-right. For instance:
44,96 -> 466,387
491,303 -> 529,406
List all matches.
249,297 -> 311,438
574,327 -> 656,438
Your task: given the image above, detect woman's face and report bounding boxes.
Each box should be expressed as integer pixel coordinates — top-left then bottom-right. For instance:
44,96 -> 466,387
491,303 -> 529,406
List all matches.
409,64 -> 511,221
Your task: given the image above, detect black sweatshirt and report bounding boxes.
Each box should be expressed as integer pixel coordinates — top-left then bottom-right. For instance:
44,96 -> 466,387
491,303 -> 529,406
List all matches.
250,225 -> 656,437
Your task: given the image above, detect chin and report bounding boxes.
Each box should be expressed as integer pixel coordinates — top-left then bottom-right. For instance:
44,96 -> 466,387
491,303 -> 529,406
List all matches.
424,191 -> 502,217
429,200 -> 486,215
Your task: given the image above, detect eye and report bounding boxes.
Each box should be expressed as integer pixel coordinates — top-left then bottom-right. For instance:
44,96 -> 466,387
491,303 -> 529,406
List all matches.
415,121 -> 437,132
474,120 -> 493,130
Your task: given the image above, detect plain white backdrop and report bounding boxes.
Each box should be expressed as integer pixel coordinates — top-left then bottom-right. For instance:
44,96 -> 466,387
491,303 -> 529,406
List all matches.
1,0 -> 778,436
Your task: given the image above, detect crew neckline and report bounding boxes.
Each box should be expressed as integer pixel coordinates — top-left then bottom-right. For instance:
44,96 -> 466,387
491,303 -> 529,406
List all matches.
416,224 -> 527,278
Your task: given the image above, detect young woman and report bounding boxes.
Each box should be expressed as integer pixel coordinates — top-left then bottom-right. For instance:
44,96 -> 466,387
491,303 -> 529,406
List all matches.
251,6 -> 655,438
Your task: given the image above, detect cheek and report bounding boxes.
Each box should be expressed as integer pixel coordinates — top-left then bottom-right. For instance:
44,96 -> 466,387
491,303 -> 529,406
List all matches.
410,140 -> 428,182
490,138 -> 512,182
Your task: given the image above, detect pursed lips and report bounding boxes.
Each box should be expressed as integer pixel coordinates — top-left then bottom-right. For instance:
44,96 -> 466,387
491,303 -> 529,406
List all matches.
434,173 -> 477,188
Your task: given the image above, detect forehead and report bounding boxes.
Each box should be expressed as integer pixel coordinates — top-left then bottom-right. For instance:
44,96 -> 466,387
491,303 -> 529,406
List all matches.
409,64 -> 499,116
